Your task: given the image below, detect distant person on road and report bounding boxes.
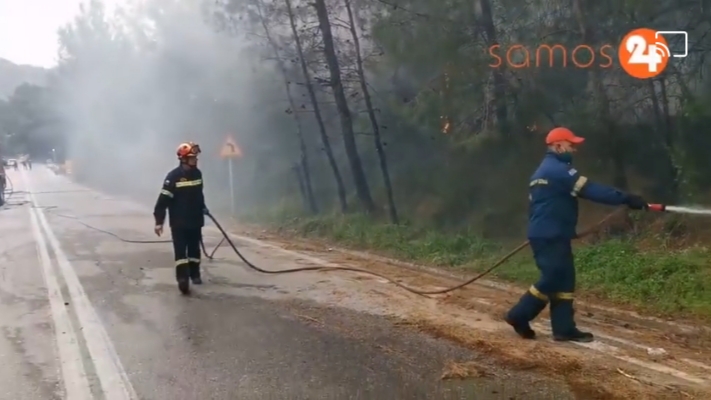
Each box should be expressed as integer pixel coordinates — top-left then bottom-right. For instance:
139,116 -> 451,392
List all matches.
153,142 -> 209,295
505,127 -> 649,343
0,162 -> 5,206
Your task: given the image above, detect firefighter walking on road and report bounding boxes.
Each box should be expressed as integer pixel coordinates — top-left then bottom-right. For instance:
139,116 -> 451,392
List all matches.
153,142 -> 209,294
505,127 -> 648,343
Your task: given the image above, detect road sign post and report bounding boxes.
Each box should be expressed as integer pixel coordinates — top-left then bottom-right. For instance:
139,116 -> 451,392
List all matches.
228,158 -> 235,215
220,136 -> 242,215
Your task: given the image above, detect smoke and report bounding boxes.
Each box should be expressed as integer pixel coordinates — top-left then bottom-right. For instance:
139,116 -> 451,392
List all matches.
51,0 -> 296,213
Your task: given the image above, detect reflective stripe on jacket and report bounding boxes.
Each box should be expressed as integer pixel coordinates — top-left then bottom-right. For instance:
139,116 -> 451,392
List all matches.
153,165 -> 206,229
527,152 -> 628,239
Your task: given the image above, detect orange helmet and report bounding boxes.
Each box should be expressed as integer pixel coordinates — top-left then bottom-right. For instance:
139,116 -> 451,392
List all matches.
176,142 -> 201,159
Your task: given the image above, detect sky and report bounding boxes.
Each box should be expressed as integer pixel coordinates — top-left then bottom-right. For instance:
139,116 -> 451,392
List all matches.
0,0 -> 124,68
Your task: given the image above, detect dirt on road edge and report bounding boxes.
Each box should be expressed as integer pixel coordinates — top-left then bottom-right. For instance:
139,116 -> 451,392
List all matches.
226,225 -> 711,399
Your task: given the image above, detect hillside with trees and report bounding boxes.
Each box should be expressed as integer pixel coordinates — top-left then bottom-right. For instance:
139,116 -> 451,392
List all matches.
2,0 -> 710,319
0,58 -> 47,98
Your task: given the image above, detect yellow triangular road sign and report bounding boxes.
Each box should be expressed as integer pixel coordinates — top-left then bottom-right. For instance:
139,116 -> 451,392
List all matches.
220,136 -> 242,158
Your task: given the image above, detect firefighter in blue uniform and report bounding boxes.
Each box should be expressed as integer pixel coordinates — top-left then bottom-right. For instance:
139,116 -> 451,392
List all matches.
154,142 -> 209,294
505,127 -> 648,342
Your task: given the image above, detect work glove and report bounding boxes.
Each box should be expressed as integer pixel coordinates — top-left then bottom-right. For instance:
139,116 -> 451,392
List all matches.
203,207 -> 210,216
625,194 -> 648,210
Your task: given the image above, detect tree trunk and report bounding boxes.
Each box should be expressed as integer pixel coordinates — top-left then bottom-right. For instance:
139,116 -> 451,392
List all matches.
658,77 -> 680,201
312,0 -> 376,213
256,0 -> 317,214
647,79 -> 678,201
571,0 -> 627,189
344,0 -> 398,223
284,0 -> 348,212
477,0 -> 509,136
292,163 -> 309,209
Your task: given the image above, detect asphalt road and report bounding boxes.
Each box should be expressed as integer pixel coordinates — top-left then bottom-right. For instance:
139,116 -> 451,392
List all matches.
0,166 -> 573,400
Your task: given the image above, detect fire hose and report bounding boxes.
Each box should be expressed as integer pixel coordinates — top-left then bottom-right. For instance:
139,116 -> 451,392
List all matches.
48,212 -> 216,260
48,204 -> 676,297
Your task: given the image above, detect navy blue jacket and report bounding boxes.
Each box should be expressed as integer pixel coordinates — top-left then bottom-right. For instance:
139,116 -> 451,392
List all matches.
153,166 -> 206,229
527,152 -> 628,239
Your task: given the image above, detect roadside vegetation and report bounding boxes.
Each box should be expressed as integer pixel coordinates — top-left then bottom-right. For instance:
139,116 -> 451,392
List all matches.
244,209 -> 711,320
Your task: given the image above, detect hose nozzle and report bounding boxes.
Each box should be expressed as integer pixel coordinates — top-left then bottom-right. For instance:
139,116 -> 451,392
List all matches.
648,203 -> 666,212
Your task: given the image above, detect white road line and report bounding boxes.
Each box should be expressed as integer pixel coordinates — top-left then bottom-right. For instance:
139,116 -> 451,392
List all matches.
22,170 -> 137,400
36,169 -> 711,387
29,198 -> 93,400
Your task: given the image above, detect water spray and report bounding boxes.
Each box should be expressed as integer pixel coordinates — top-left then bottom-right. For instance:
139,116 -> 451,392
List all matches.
648,204 -> 711,215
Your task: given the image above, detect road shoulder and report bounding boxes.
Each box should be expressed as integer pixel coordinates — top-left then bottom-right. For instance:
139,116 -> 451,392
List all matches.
225,224 -> 711,399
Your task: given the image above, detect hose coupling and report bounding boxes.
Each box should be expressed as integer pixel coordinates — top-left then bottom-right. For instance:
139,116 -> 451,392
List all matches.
648,203 -> 666,212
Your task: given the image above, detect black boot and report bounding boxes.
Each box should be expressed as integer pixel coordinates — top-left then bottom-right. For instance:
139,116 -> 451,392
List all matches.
177,279 -> 190,294
189,262 -> 202,285
504,315 -> 536,339
176,264 -> 190,295
550,299 -> 593,342
505,289 -> 548,340
553,329 -> 594,343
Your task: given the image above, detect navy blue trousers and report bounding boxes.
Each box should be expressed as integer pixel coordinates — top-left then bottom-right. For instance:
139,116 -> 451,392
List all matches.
506,238 -> 577,335
171,228 -> 202,281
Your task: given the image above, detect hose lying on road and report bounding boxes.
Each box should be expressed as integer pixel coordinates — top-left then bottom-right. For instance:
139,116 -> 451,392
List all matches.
44,210 -> 215,260
0,178 -> 81,206
0,175 -> 23,207
46,207 -> 627,297
206,211 -> 625,295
